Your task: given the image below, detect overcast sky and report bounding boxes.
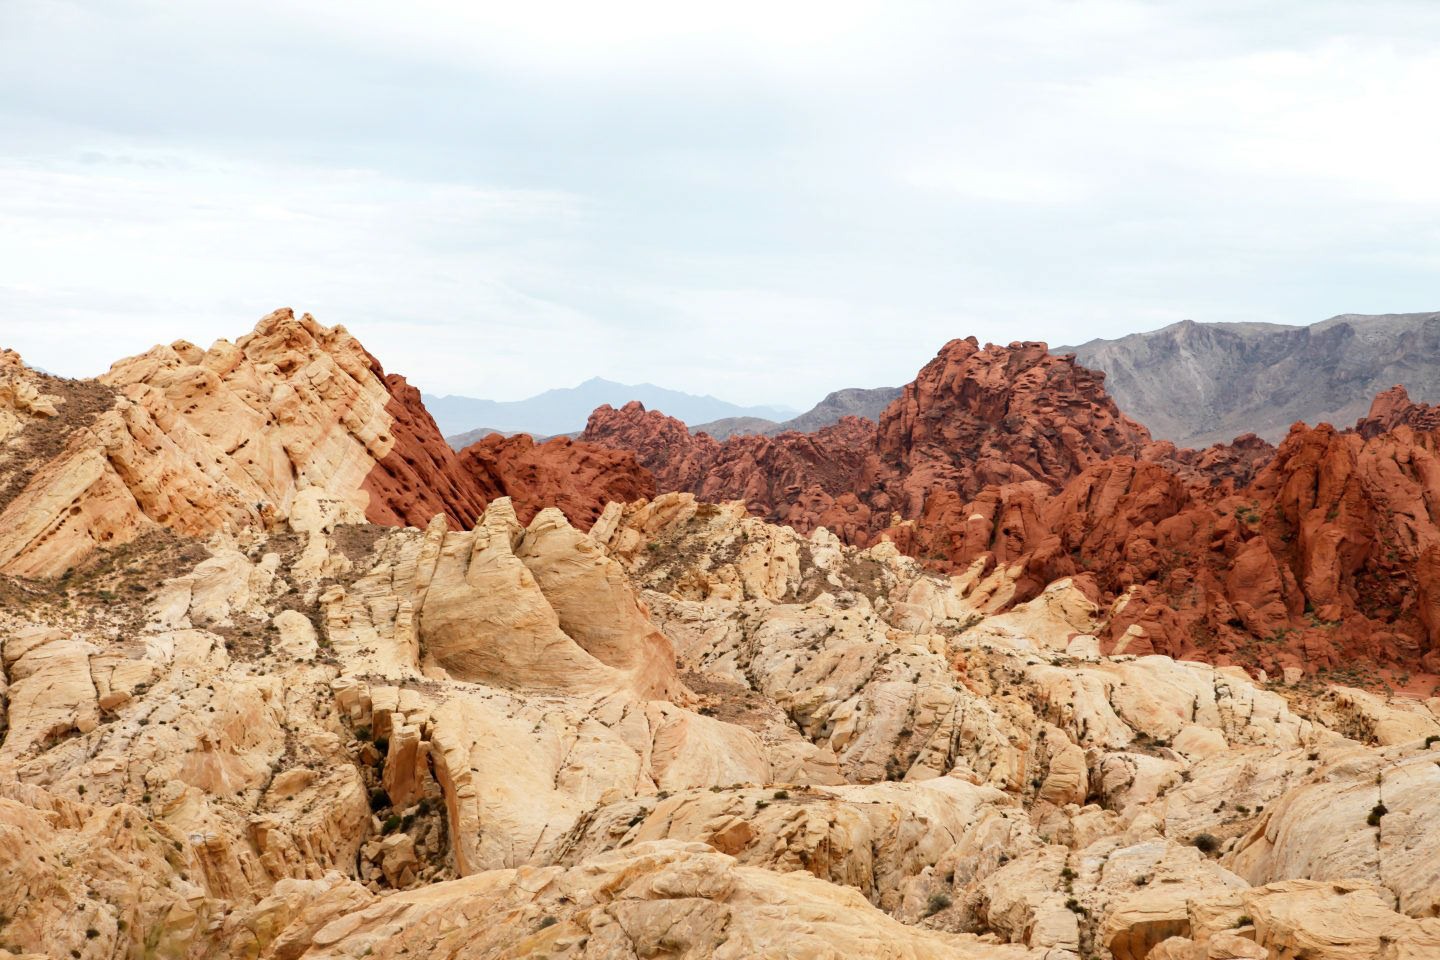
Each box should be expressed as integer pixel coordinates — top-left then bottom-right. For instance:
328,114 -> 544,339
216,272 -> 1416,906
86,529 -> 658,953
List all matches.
3,1 -> 1439,408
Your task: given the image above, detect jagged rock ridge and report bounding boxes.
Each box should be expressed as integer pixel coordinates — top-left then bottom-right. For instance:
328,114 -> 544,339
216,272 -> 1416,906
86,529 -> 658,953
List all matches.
582,337 -> 1176,549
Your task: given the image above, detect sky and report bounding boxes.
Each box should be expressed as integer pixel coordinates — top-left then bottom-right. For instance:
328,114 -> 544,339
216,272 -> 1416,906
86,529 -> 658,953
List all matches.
2,1 -> 1439,409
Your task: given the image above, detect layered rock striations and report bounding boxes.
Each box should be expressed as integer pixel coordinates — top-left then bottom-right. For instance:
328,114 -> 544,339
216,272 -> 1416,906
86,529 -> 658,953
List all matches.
0,310 -> 651,577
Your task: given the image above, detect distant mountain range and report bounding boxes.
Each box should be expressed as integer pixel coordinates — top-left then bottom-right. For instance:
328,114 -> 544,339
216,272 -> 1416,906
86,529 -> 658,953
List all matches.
431,312 -> 1440,452
691,386 -> 903,439
1063,312 -> 1440,446
442,385 -> 904,448
424,377 -> 798,440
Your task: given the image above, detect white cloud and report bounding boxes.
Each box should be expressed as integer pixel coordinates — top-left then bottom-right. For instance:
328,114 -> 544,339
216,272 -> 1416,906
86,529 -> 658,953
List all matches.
0,149 -> 598,396
2,0 -> 1439,409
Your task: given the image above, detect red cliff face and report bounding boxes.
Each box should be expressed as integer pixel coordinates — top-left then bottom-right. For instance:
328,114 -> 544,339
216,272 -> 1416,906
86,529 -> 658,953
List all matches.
362,368 -> 651,534
360,354 -> 656,534
456,432 -> 655,529
363,372 -> 492,529
352,341 -> 658,534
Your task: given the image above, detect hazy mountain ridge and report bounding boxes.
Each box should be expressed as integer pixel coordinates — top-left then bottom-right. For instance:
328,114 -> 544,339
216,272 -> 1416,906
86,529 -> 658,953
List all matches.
692,386 -> 903,439
423,377 -> 797,438
443,426 -> 581,449
1063,312 -> 1440,446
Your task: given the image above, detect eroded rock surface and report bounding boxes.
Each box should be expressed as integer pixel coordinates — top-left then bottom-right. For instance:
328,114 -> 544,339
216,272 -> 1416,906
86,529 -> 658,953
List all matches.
585,337 -> 1440,676
0,312 -> 658,578
7,318 -> 1440,959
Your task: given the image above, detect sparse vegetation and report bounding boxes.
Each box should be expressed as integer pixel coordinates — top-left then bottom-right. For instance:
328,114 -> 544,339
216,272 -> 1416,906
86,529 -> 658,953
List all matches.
1191,833 -> 1220,854
924,892 -> 952,917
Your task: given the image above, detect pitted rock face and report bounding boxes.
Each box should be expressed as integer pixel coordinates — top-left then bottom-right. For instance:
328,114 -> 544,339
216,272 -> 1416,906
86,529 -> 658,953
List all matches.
5,474 -> 1440,958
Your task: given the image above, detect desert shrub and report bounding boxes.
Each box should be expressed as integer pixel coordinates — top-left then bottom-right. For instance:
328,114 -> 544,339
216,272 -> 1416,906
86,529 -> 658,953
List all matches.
1191,833 -> 1220,854
924,893 -> 952,917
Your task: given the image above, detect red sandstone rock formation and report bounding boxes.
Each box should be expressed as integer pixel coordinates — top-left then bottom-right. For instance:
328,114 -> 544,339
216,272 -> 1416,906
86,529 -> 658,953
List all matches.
901,420 -> 1440,673
1354,385 -> 1440,438
582,401 -> 726,493
456,432 -> 655,529
1145,433 -> 1275,490
872,339 -> 1152,503
583,338 -> 1440,673
583,403 -> 878,534
363,371 -> 491,529
583,338 -> 1156,544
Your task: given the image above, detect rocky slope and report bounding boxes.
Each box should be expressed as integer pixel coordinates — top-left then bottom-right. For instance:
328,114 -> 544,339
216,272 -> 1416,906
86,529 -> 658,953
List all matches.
582,337 -> 1249,551
584,338 -> 1157,547
584,336 -> 1440,676
0,311 -> 649,578
5,488 -> 1440,958
8,312 -> 1440,959
1065,312 -> 1440,446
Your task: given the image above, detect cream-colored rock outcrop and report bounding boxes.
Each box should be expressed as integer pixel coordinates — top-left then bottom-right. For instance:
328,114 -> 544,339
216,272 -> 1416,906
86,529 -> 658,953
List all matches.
0,349 -> 58,440
322,499 -> 682,699
1160,878 -> 1440,959
7,483 -> 1440,958
223,841 -> 1042,960
0,310 -> 416,577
